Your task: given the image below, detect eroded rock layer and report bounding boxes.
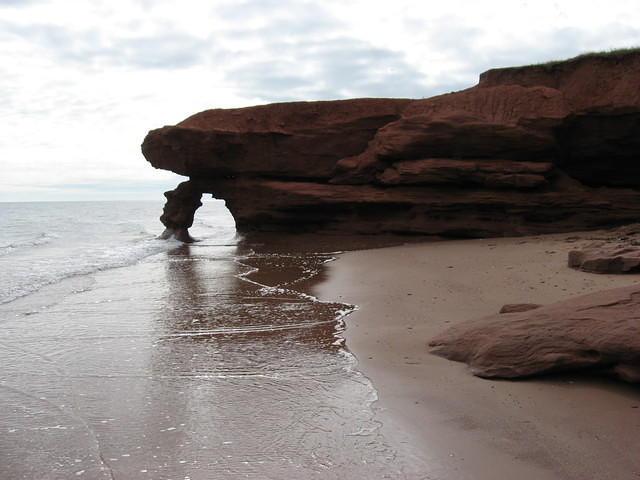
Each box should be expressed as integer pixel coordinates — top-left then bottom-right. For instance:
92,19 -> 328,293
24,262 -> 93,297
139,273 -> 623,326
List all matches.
568,224 -> 640,273
428,284 -> 640,383
142,51 -> 640,236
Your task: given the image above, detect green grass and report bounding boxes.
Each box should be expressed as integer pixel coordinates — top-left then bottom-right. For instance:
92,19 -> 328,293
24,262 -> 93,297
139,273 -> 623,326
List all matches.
525,47 -> 640,70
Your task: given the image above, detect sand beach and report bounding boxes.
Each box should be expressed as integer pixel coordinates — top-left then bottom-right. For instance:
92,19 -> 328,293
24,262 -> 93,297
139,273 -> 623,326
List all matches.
2,201 -> 639,479
314,232 -> 640,480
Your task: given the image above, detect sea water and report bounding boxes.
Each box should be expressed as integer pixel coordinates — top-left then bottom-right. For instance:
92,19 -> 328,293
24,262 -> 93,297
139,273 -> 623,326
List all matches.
0,200 -> 418,479
0,202 -> 186,305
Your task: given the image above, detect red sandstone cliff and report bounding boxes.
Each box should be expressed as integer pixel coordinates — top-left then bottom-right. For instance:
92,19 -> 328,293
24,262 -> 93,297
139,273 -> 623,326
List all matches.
142,50 -> 640,238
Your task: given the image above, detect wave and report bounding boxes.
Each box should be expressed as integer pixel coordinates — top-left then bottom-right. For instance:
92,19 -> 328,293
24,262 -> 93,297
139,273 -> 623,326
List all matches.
0,235 -> 182,305
0,232 -> 59,257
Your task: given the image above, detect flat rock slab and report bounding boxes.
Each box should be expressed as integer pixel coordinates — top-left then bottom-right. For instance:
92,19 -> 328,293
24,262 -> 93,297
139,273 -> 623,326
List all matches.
568,224 -> 640,273
429,284 -> 640,383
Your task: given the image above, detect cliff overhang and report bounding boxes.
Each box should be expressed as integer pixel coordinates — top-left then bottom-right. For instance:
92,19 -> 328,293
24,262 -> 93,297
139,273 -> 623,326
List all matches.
142,49 -> 640,239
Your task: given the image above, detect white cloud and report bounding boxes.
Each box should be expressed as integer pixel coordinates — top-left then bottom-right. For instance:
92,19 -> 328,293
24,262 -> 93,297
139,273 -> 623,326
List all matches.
1,0 -> 639,200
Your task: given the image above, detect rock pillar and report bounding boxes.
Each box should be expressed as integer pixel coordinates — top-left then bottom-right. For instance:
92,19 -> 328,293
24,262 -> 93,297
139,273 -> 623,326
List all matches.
159,180 -> 203,242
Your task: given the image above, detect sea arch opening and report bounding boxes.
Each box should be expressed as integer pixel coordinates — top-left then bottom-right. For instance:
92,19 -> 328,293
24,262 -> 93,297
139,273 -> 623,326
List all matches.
159,180 -> 236,243
189,194 -> 237,243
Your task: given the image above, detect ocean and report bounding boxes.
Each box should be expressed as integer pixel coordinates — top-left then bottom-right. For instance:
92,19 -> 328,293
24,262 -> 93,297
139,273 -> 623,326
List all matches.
0,200 -> 417,479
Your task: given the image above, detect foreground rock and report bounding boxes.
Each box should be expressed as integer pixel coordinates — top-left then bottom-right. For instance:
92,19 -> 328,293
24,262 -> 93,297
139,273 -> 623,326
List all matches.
429,284 -> 640,383
568,224 -> 640,273
142,50 -> 640,236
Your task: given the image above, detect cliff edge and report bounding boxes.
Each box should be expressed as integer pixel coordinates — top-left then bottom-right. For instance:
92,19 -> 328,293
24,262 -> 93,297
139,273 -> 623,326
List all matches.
142,49 -> 640,239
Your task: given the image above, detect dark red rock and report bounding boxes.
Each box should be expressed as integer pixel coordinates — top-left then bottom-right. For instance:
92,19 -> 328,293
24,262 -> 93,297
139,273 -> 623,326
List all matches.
429,284 -> 640,383
568,248 -> 640,274
499,303 -> 542,313
142,99 -> 410,180
568,225 -> 640,273
142,50 -> 640,237
375,158 -> 552,188
158,180 -> 203,242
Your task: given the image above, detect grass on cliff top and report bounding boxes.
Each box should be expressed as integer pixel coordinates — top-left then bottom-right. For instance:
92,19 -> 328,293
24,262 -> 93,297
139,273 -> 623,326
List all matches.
530,47 -> 640,69
499,47 -> 640,72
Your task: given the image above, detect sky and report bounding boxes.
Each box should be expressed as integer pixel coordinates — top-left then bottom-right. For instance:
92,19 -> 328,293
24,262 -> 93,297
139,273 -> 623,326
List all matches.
1,0 -> 639,201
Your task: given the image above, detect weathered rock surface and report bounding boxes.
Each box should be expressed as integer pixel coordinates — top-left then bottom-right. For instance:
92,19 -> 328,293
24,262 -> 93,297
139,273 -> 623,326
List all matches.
158,180 -> 203,242
429,284 -> 640,382
142,50 -> 640,236
498,303 -> 542,314
568,224 -> 640,273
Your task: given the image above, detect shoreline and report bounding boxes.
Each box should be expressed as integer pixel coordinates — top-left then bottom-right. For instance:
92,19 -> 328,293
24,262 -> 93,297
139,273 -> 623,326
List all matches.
1,234 -> 426,479
3,221 -> 638,478
313,232 -> 640,479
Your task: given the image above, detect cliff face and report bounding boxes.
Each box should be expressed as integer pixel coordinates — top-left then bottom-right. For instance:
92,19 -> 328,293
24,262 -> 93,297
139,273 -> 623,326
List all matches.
142,51 -> 640,238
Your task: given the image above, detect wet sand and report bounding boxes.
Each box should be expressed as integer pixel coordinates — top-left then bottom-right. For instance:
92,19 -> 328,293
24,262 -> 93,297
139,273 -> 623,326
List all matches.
313,232 -> 640,480
0,236 -> 428,479
3,230 -> 639,479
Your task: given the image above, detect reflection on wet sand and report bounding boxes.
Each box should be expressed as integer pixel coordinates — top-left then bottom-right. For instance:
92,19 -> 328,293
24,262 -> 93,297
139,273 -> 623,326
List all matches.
0,239 -> 413,479
146,243 -> 386,478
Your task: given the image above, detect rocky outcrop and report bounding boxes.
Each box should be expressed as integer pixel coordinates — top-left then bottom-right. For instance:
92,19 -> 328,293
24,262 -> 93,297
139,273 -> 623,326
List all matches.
142,50 -> 640,237
568,224 -> 640,273
157,180 -> 203,242
429,284 -> 640,383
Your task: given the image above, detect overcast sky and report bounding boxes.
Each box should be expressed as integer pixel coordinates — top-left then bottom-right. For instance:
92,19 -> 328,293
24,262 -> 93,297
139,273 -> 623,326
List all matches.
1,0 -> 639,201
